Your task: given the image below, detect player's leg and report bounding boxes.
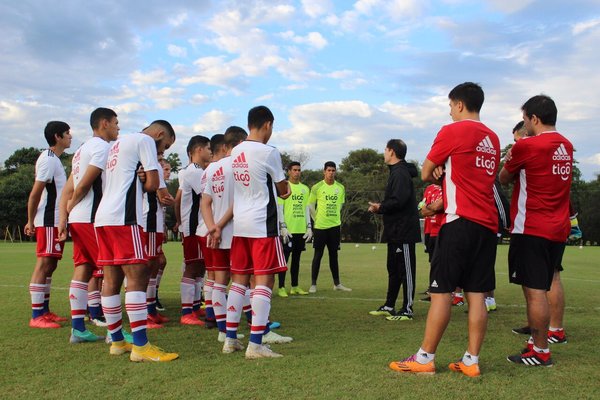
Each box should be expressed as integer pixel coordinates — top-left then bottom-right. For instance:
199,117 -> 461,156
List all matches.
289,235 -> 307,294
371,243 -> 399,316
399,243 -> 416,317
547,242 -> 567,344
310,228 -> 326,292
223,237 -> 251,353
329,226 -> 350,291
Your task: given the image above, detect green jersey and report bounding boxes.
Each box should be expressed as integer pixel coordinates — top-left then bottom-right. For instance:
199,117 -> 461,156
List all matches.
309,180 -> 345,229
278,182 -> 310,234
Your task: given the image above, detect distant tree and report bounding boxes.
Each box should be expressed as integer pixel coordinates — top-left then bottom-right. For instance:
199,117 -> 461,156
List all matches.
281,151 -> 311,170
165,152 -> 182,173
4,147 -> 42,172
0,164 -> 35,232
339,148 -> 383,175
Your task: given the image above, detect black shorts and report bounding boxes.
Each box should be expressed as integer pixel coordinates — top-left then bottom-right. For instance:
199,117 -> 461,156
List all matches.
313,226 -> 341,251
429,218 -> 497,293
427,235 -> 438,263
282,233 -> 306,257
508,234 -> 566,290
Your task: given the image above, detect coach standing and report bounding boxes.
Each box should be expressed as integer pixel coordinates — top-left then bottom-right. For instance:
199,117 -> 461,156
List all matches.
368,140 -> 421,320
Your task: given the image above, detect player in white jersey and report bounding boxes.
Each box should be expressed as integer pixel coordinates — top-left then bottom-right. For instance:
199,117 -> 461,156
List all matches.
94,120 -> 178,362
174,135 -> 212,326
25,121 -> 72,329
154,158 -> 173,312
58,108 -> 118,342
143,154 -> 174,328
226,106 -> 292,359
201,127 -> 247,344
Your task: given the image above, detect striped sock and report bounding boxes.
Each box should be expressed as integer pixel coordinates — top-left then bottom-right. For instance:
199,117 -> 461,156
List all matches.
225,283 -> 246,339
30,283 -> 46,319
146,278 -> 157,315
204,279 -> 215,321
243,288 -> 252,323
69,280 -> 88,331
212,283 -> 228,333
88,290 -> 102,319
249,285 -> 272,345
126,291 -> 148,346
181,277 -> 195,315
156,270 -> 164,288
192,276 -> 204,312
102,294 -> 124,342
44,277 -> 52,313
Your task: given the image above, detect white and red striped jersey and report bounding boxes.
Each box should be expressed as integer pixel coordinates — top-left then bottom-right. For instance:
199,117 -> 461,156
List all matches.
94,133 -> 159,227
202,156 -> 234,248
69,136 -> 111,223
231,140 -> 286,238
178,163 -> 204,237
504,131 -> 572,242
34,149 -> 67,227
426,120 -> 500,233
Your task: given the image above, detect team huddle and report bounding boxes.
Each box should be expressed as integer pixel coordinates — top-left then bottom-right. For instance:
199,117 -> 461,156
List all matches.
25,83 -> 574,372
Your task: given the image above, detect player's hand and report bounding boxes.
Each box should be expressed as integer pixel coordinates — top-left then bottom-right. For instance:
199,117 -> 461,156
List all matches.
57,223 -> 68,242
303,227 -> 313,242
158,191 -> 174,206
432,166 -> 445,180
504,148 -> 513,162
24,221 -> 35,236
368,202 -> 380,213
208,227 -> 222,248
280,224 -> 292,244
137,166 -> 147,183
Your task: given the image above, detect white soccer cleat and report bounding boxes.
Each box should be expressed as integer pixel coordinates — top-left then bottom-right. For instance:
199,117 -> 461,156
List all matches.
334,284 -> 352,292
245,342 -> 283,359
222,338 -> 245,354
262,330 -> 293,344
308,285 -> 317,293
218,331 -> 245,343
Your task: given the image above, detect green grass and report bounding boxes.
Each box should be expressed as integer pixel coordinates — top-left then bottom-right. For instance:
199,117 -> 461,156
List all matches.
0,242 -> 599,399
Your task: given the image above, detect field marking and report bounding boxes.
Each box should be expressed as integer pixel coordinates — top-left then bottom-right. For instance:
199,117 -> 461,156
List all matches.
4,284 -> 599,311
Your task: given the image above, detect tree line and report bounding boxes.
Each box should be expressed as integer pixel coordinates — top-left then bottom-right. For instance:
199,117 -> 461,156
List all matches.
2,146 -> 599,245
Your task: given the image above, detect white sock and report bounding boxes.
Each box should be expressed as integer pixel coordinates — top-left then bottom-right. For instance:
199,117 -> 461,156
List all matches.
462,351 -> 478,366
250,285 -> 272,345
416,347 -> 435,364
180,277 -> 195,313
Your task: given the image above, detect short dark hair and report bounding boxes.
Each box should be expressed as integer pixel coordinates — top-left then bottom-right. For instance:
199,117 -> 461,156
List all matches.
148,119 -> 176,139
448,82 -> 484,113
287,161 -> 301,170
248,106 -> 274,130
44,121 -> 70,146
186,135 -> 210,156
386,139 -> 407,160
90,108 -> 117,130
324,161 -> 336,170
224,126 -> 248,148
521,95 -> 557,126
512,120 -> 525,133
210,134 -> 225,154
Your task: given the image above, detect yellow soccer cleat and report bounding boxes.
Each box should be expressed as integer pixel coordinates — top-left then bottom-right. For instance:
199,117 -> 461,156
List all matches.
130,343 -> 179,362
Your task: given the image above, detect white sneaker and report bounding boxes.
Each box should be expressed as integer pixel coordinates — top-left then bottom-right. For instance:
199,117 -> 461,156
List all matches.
90,317 -> 108,327
333,284 -> 352,291
245,342 -> 283,359
262,330 -> 293,344
222,338 -> 245,354
308,285 -> 317,293
218,331 -> 245,343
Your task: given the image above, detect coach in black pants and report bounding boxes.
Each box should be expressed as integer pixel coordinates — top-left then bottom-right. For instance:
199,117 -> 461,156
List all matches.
368,139 -> 421,320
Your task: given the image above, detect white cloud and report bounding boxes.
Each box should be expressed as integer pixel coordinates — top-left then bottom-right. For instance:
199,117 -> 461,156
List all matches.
302,0 -> 333,18
148,87 -> 185,110
169,12 -> 188,27
192,110 -> 231,134
113,102 -> 145,114
0,101 -> 25,122
168,44 -> 188,58
582,153 -> 600,166
573,18 -> 600,35
486,0 -> 535,14
130,69 -> 169,86
190,94 -> 210,104
256,93 -> 274,101
280,31 -> 328,50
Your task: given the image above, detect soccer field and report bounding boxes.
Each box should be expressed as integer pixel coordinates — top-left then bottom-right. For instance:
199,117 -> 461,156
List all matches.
1,242 -> 599,399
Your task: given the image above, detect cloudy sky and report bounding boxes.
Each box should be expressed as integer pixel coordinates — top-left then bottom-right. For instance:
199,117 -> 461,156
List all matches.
1,0 -> 600,179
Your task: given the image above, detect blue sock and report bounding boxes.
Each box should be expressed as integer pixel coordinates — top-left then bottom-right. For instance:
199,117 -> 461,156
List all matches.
245,310 -> 252,323
72,318 -> 86,332
206,306 -> 215,320
182,308 -> 193,316
88,305 -> 102,319
43,299 -> 50,314
32,309 -> 45,319
111,329 -> 125,343
217,320 -> 226,334
264,322 -> 271,335
147,303 -> 157,316
132,329 -> 148,346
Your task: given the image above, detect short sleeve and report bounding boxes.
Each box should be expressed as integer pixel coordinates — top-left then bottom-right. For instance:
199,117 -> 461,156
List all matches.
202,170 -> 213,196
90,141 -> 110,170
426,126 -> 456,166
139,135 -> 159,172
266,148 -> 286,183
308,184 -> 318,205
338,183 -> 345,204
504,141 -> 527,174
35,153 -> 52,183
158,169 -> 167,189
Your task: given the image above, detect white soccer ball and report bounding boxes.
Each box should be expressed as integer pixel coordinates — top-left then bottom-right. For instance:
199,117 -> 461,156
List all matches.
371,246 -> 376,251
355,244 -> 359,248
579,245 -> 583,249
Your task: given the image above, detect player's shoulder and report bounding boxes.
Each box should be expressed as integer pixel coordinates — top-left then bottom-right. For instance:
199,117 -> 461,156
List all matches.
334,180 -> 345,190
311,180 -> 325,191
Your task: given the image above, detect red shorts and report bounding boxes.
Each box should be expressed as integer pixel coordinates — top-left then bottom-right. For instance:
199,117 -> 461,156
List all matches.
143,231 -> 164,260
198,236 -> 213,270
200,235 -> 231,271
69,223 -> 103,276
230,236 -> 287,276
35,227 -> 64,259
96,225 -> 148,266
182,235 -> 202,264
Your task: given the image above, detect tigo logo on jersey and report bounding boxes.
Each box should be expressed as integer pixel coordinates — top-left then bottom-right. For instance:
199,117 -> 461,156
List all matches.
212,167 -> 225,197
233,153 -> 250,187
552,143 -> 571,181
475,135 -> 497,176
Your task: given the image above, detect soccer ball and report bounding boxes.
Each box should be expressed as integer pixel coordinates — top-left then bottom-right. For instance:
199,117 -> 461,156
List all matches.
355,244 -> 359,248
371,246 -> 376,251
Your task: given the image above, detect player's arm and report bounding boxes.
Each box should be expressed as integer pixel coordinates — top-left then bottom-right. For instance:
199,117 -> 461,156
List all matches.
58,174 -> 74,241
498,167 -> 515,185
420,198 -> 443,217
157,187 -> 174,207
143,169 -> 159,193
421,158 -> 444,183
377,173 -> 410,214
201,193 -> 216,234
25,181 -> 46,236
68,165 -> 102,213
174,189 -> 182,229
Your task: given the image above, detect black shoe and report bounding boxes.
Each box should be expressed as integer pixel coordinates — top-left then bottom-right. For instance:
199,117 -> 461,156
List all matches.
204,319 -> 217,329
512,326 -> 531,335
507,350 -> 553,367
368,305 -> 396,316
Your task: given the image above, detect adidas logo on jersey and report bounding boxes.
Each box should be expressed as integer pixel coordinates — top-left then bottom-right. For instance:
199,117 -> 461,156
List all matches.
476,136 -> 497,155
212,166 -> 225,182
232,152 -> 248,169
552,143 -> 571,161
